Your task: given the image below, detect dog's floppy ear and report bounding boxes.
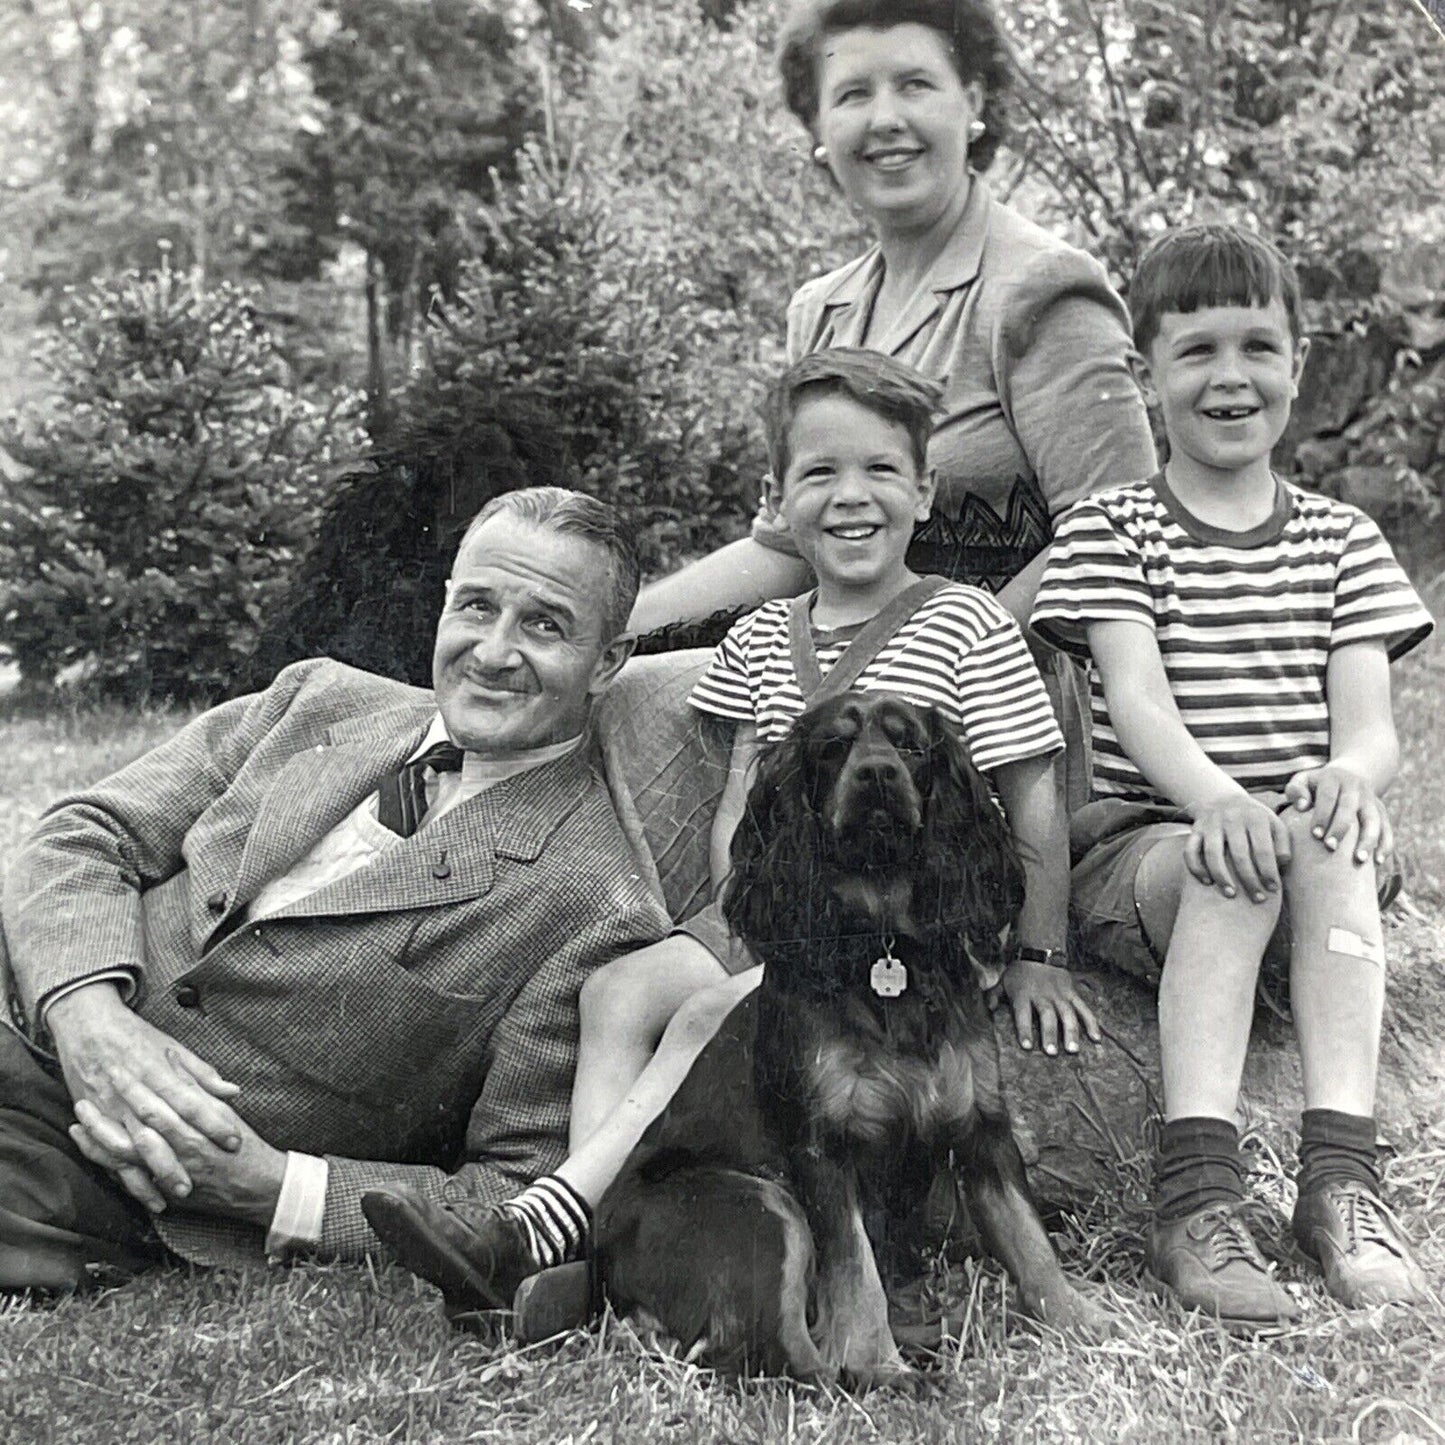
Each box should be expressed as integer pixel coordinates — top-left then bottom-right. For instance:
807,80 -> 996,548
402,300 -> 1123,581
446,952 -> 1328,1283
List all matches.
919,711 -> 1025,987
721,727 -> 831,966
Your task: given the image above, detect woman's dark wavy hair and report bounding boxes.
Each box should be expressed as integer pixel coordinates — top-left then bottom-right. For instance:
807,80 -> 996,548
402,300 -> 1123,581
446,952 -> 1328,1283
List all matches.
777,0 -> 1013,172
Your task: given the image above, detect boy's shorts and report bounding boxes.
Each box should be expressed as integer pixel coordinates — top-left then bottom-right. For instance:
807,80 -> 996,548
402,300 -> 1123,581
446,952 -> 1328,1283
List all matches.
1071,794 -> 1402,990
671,898 -> 761,977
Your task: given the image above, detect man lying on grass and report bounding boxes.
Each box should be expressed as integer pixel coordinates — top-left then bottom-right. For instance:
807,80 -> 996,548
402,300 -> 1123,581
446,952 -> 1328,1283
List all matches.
0,486 -> 668,1288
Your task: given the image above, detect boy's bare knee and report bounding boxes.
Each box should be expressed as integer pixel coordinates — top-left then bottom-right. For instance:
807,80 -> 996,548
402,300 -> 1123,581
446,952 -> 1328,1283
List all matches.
1180,866 -> 1283,925
579,948 -> 642,1021
1281,810 -> 1378,906
1281,806 -> 1334,869
580,938 -> 688,1027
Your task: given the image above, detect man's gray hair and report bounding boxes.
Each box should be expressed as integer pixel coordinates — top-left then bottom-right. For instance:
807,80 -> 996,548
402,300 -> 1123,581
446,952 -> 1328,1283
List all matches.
455,487 -> 642,637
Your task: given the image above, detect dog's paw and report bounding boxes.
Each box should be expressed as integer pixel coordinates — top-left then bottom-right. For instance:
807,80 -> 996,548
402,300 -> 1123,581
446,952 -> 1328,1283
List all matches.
841,1360 -> 929,1395
1032,1285 -> 1122,1341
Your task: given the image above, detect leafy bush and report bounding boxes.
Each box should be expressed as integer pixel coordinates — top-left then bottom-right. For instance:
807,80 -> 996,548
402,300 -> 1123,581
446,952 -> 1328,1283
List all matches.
251,123 -> 778,687
248,0 -> 867,684
0,264 -> 366,702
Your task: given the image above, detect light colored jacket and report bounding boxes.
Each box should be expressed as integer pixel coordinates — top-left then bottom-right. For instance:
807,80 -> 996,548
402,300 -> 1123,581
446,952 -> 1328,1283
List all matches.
754,180 -> 1157,584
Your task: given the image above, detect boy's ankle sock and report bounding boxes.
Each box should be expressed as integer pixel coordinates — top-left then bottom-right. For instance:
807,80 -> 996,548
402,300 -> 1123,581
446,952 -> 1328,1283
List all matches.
498,1176 -> 592,1269
1155,1116 -> 1246,1222
1296,1109 -> 1380,1197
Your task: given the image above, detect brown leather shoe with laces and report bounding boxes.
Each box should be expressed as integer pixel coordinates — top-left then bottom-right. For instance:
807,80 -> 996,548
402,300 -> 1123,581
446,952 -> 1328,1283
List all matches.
1147,1202 -> 1300,1328
1293,1181 -> 1429,1307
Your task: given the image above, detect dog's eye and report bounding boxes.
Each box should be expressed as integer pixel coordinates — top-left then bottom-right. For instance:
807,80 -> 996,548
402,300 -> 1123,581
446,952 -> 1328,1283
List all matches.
879,712 -> 924,752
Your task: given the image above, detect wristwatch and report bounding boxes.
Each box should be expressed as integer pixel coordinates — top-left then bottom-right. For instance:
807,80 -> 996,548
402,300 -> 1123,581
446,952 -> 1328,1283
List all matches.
1011,944 -> 1067,969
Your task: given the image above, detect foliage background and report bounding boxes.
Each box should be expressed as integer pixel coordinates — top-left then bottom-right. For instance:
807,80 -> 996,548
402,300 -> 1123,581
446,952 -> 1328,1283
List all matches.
0,8 -> 1441,1438
1,0 -> 1442,697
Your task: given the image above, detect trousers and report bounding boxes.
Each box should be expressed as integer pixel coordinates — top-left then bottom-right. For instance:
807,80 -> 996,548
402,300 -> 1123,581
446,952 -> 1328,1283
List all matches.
0,1022 -> 169,1290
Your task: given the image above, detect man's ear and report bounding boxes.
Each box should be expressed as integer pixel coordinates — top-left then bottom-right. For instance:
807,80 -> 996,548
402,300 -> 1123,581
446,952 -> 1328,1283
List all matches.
588,632 -> 637,697
1127,348 -> 1157,407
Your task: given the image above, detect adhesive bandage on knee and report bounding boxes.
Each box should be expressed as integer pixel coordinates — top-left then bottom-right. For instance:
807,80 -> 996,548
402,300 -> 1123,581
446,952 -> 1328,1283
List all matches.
1324,927 -> 1385,968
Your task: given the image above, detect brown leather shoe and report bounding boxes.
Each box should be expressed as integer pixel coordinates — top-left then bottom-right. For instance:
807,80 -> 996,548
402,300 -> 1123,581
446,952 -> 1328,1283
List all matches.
362,1186 -> 542,1313
1293,1181 -> 1430,1307
1146,1203 -> 1300,1328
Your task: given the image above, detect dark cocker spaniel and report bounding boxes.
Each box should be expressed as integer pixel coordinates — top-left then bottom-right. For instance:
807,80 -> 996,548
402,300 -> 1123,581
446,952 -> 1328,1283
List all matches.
596,693 -> 1100,1385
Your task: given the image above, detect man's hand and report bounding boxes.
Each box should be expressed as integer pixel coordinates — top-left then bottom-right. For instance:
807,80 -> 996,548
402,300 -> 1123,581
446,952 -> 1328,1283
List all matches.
1186,793 -> 1292,903
1285,764 -> 1393,866
47,981 -> 245,1208
998,959 -> 1102,1057
70,1094 -> 287,1228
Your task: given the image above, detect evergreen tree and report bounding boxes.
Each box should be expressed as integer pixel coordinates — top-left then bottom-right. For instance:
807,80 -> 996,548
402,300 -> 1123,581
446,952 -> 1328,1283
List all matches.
0,263 -> 365,701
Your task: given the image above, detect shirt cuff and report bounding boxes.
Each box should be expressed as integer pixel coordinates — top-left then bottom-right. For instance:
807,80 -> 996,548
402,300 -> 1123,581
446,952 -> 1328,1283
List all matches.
39,970 -> 139,1025
265,1152 -> 330,1260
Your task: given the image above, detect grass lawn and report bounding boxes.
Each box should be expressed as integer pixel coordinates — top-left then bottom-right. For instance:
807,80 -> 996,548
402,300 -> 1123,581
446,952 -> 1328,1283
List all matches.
1,654 -> 1442,1444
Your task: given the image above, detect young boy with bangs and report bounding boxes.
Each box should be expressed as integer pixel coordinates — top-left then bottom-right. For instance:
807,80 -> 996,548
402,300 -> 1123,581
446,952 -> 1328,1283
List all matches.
1032,224 -> 1434,1326
365,348 -> 1097,1330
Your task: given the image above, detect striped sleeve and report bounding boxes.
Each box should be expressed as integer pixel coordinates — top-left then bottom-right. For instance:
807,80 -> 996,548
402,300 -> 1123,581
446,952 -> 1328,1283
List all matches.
1030,497 -> 1155,658
687,612 -> 760,722
952,609 -> 1064,773
1332,512 -> 1434,661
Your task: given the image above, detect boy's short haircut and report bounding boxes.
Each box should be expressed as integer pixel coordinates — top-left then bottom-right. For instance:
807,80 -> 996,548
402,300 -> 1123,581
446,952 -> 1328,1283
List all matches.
1129,223 -> 1304,355
762,348 -> 944,485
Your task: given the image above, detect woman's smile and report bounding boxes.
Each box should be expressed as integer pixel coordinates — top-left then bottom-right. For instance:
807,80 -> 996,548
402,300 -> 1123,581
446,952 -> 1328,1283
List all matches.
862,144 -> 924,172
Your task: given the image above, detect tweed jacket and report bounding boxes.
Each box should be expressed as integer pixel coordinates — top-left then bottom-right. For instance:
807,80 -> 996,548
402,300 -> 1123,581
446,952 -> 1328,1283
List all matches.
1,659 -> 669,1266
752,179 -> 1157,592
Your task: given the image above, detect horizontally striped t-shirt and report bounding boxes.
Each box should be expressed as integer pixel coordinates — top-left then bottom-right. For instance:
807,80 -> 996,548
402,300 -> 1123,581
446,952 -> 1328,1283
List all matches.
689,583 -> 1063,773
1030,474 -> 1433,803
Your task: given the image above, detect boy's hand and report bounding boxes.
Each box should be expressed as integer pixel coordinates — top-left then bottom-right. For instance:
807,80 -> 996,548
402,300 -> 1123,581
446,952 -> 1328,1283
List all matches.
999,958 -> 1102,1057
1186,793 -> 1291,903
1285,764 -> 1392,866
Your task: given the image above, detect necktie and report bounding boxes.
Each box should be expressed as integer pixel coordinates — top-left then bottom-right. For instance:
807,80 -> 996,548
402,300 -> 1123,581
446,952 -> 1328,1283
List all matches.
376,741 -> 465,837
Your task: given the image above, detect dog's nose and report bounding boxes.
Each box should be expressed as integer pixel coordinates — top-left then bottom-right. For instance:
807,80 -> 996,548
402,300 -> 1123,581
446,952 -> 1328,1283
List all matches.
852,757 -> 905,789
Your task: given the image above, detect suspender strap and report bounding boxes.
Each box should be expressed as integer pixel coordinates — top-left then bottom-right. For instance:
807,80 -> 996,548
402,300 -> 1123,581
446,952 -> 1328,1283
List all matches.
788,575 -> 950,705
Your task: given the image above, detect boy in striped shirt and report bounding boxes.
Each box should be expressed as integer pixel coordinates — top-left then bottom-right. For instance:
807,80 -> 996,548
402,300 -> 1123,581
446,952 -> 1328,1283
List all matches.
366,350 -> 1093,1325
1032,224 -> 1433,1326
682,348 -> 1081,1042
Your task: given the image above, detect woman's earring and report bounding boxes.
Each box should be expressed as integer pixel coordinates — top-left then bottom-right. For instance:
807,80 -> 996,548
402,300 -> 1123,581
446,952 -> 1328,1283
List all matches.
968,119 -> 986,141
812,143 -> 829,165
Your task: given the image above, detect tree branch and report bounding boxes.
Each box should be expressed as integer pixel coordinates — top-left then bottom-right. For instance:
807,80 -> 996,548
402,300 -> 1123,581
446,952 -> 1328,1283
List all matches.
1078,0 -> 1158,194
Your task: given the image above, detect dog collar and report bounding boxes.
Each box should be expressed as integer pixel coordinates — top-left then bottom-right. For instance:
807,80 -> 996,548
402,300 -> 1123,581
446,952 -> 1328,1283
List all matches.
870,935 -> 908,998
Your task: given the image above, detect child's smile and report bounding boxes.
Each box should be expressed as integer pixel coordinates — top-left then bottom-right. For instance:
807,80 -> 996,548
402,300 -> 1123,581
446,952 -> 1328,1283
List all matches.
773,392 -> 935,617
1137,296 -> 1306,490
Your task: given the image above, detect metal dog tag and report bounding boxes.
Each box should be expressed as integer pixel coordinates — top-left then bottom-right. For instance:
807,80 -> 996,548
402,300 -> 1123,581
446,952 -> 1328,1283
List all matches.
870,956 -> 908,998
